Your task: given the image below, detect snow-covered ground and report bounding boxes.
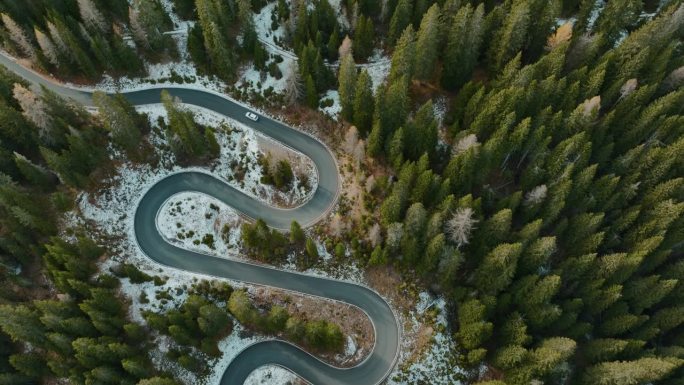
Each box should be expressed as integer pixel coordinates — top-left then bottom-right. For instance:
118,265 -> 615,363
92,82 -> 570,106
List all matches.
140,104 -> 317,208
387,293 -> 464,385
157,192 -> 242,258
319,90 -> 341,119
244,365 -> 298,385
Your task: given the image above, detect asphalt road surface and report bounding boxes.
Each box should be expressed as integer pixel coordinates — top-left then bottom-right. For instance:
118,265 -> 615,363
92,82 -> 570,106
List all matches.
0,53 -> 400,385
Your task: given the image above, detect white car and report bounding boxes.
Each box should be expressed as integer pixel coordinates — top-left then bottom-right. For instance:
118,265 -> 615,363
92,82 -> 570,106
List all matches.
245,111 -> 259,121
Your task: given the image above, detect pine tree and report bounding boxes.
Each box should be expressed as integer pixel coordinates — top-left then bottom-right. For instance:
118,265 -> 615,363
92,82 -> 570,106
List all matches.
92,92 -> 142,154
383,77 -> 410,138
197,303 -> 230,337
594,0 -> 642,46
455,299 -> 493,351
130,0 -> 176,58
290,220 -> 305,246
161,90 -> 214,160
388,0 -> 412,45
405,100 -> 437,160
489,0 -> 531,73
305,238 -> 319,261
13,152 -> 56,190
228,290 -> 255,324
0,305 -> 46,346
195,0 -> 237,81
414,4 -> 440,81
388,26 -> 416,84
352,69 -> 374,134
326,26 -> 340,61
337,53 -> 357,121
583,357 -> 683,385
441,4 -> 485,90
354,15 -> 375,61
474,243 -> 522,294
305,74 -> 318,108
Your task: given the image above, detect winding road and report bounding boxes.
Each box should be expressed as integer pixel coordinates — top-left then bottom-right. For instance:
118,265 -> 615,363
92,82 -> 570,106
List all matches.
0,53 -> 400,384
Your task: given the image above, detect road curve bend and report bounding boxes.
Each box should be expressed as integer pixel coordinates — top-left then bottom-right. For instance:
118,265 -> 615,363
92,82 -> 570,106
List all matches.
0,53 -> 400,385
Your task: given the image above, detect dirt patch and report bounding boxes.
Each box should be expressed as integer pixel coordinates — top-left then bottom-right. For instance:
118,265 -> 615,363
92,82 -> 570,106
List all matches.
247,285 -> 375,368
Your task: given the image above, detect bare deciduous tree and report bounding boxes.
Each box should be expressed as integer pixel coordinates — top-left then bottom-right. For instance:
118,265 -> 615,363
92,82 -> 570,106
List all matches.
386,222 -> 404,250
663,66 -> 684,91
77,0 -> 107,32
582,95 -> 601,117
620,78 -> 638,98
1,13 -> 36,60
343,126 -> 359,154
338,35 -> 353,59
13,83 -> 53,142
525,185 -> 548,205
368,223 -> 382,248
445,207 -> 478,248
284,62 -> 303,106
329,213 -> 347,238
34,28 -> 59,66
353,139 -> 365,168
350,2 -> 359,31
47,21 -> 68,54
365,174 -> 376,193
454,134 -> 479,155
128,6 -> 149,49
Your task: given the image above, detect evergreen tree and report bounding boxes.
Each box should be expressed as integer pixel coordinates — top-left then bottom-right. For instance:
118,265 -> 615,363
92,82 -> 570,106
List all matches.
92,92 -> 143,155
354,15 -> 375,61
441,4 -> 485,90
161,90 -> 217,160
388,26 -> 416,85
583,357 -> 683,385
594,0 -> 643,46
290,220 -> 305,246
414,4 -> 440,81
305,74 -> 318,108
195,0 -> 237,81
130,0 -> 177,58
13,152 -> 56,190
337,53 -> 357,121
388,0 -> 412,45
352,69 -> 374,135
489,0 -> 531,73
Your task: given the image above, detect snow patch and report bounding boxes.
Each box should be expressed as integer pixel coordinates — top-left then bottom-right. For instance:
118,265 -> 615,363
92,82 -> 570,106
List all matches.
244,365 -> 298,385
386,292 -> 464,385
344,335 -> 357,357
319,89 -> 341,119
362,50 -> 391,92
157,192 -> 242,258
138,103 -> 317,208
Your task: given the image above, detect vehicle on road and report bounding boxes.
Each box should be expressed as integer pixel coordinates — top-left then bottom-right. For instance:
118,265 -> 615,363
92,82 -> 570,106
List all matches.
245,111 -> 259,121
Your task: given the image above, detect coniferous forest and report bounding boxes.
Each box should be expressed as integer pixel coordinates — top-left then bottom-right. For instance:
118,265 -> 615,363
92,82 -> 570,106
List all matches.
0,0 -> 683,384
